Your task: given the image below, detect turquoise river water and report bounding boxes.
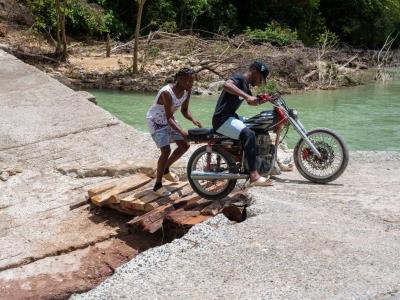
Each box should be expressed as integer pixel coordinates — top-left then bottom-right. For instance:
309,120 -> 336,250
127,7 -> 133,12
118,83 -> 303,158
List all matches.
90,79 -> 400,151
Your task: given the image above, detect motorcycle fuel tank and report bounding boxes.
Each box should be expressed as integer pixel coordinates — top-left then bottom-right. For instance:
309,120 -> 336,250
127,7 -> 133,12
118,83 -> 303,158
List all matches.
244,110 -> 277,130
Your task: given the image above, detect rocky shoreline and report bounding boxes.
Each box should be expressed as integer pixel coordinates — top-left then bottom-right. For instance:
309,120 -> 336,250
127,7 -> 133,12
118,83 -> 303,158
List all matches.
1,19 -> 397,96
47,44 -> 380,95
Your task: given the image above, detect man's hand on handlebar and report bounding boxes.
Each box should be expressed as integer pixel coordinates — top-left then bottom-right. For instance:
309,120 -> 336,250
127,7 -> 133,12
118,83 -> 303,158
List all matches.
245,95 -> 259,106
256,93 -> 273,104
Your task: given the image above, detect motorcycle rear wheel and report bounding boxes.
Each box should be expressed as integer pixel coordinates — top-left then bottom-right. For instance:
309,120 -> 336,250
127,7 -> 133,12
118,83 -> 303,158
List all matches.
187,146 -> 237,200
293,128 -> 349,184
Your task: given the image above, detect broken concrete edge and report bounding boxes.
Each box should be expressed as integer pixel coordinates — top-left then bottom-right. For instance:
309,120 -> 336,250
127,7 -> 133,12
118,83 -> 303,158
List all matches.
56,159 -> 158,179
75,90 -> 97,105
70,214 -> 234,299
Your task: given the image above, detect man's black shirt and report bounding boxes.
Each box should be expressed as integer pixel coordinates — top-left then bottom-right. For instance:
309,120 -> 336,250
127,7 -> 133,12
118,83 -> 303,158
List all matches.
212,73 -> 252,130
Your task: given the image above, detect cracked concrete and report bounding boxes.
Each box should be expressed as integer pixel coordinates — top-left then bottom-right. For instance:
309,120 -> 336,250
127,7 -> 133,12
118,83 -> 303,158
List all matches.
73,152 -> 400,300
0,49 -> 168,298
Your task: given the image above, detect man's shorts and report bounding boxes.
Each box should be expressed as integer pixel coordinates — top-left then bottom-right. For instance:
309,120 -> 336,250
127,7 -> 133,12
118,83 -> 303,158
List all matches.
216,116 -> 247,140
151,125 -> 184,148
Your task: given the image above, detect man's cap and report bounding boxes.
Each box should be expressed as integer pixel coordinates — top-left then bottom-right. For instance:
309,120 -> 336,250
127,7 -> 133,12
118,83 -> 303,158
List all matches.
251,60 -> 269,82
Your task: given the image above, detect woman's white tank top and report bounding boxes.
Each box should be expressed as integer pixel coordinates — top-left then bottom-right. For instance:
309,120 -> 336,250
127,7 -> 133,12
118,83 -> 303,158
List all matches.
146,84 -> 188,134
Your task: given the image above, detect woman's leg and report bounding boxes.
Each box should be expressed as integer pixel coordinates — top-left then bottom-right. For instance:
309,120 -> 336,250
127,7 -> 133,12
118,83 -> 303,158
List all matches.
154,145 -> 171,191
165,140 -> 190,172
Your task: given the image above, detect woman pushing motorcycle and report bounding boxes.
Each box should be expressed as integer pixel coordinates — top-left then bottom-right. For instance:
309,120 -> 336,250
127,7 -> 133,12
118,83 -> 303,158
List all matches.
146,67 -> 202,196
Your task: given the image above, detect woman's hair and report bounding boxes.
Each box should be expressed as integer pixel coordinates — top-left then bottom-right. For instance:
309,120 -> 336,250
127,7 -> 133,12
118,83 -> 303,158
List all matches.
164,67 -> 196,84
174,67 -> 196,81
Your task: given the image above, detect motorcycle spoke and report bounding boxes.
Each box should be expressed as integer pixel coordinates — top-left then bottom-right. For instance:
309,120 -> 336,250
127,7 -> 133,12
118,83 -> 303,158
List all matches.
298,132 -> 344,180
191,151 -> 230,195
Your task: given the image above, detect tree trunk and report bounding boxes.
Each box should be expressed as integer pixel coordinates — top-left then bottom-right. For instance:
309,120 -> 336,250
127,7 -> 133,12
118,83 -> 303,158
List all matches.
55,0 -> 62,56
133,0 -> 146,74
55,0 -> 67,61
60,0 -> 67,61
106,33 -> 111,57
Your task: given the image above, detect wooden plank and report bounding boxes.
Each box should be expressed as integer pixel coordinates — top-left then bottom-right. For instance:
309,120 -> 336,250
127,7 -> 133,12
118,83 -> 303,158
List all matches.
162,210 -> 206,238
164,181 -> 189,192
172,193 -> 201,209
88,178 -> 119,197
108,203 -> 145,216
126,204 -> 174,233
165,209 -> 200,223
144,183 -> 193,212
184,197 -> 213,211
201,200 -> 223,216
91,174 -> 151,206
146,219 -> 164,234
115,181 -> 155,207
120,194 -> 138,210
109,190 -> 136,204
130,181 -> 189,211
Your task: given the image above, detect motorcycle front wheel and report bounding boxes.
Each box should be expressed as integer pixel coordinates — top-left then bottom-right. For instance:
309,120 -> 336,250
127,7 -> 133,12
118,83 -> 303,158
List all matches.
293,128 -> 349,184
187,145 -> 237,200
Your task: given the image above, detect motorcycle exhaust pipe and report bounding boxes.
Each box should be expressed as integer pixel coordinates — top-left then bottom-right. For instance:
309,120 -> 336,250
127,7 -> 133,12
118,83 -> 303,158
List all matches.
190,171 -> 249,180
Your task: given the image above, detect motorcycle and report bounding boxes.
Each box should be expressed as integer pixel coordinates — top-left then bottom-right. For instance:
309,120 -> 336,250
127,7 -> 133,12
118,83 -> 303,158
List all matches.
186,93 -> 349,200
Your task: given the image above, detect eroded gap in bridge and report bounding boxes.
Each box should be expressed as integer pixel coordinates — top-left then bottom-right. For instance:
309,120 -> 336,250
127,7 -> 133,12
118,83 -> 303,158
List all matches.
0,173 -> 251,300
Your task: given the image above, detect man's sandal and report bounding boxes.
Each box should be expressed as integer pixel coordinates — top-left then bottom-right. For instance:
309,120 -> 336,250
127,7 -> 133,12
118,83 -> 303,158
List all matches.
163,170 -> 180,182
278,162 -> 294,172
153,186 -> 172,197
248,176 -> 274,187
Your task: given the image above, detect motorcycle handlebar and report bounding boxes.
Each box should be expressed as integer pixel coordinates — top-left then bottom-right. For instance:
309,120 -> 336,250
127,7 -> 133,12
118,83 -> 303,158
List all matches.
256,92 -> 281,104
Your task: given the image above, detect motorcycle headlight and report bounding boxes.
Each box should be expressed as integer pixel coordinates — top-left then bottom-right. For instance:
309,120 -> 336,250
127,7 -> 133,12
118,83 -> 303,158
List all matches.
289,109 -> 298,119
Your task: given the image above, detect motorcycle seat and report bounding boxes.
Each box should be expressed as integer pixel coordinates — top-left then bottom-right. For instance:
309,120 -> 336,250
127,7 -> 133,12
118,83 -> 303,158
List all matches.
188,128 -> 214,141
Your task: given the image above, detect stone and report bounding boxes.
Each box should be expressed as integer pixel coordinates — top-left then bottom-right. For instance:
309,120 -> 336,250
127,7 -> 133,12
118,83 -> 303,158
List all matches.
208,80 -> 225,92
122,77 -> 134,86
192,87 -> 213,96
0,171 -> 9,181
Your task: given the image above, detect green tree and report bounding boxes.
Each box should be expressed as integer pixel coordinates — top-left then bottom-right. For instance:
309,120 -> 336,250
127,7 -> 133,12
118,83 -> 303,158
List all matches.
320,0 -> 400,47
133,0 -> 146,73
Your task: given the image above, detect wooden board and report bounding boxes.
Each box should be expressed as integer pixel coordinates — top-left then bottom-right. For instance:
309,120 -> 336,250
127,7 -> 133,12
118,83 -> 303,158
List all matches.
110,190 -> 136,204
130,181 -> 189,211
88,178 -> 120,197
144,183 -> 193,212
91,174 -> 151,206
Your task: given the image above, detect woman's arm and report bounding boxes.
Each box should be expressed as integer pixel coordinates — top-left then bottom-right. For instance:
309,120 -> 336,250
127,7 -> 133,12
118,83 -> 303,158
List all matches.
181,93 -> 202,128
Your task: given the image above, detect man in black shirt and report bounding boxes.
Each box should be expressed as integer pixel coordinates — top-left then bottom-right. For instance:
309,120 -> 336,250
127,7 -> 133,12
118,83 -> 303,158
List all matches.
212,61 -> 272,186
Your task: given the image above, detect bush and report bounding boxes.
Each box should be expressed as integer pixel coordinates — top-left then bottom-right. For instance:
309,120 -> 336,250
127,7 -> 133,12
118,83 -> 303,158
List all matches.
244,22 -> 298,46
25,0 -> 112,38
317,30 -> 340,49
257,80 -> 279,95
158,21 -> 177,33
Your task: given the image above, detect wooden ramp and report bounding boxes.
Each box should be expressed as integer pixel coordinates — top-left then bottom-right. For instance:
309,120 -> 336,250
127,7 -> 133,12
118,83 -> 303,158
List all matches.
88,173 -> 248,235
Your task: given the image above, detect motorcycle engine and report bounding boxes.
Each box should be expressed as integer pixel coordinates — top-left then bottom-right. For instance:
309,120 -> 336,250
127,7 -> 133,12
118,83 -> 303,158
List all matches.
244,133 -> 276,175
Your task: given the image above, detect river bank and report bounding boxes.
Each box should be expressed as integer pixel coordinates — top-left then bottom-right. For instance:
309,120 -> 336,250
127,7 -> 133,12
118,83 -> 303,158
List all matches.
1,20 -> 398,95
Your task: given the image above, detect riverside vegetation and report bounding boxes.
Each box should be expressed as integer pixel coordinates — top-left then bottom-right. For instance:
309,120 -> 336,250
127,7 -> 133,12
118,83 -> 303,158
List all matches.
0,0 -> 399,93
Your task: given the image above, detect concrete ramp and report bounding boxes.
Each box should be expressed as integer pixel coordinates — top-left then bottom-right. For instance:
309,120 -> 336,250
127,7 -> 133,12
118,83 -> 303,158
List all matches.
0,49 -> 117,150
0,50 -> 160,296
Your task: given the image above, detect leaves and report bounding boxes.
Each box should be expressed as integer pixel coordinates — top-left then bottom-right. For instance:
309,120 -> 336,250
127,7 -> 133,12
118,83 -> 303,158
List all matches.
25,0 -> 400,47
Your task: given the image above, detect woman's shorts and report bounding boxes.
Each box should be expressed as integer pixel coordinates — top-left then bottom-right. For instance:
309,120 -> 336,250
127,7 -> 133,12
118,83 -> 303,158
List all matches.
151,125 -> 184,148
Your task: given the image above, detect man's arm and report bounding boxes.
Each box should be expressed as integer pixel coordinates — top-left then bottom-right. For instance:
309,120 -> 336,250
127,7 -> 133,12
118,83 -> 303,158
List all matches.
181,93 -> 202,128
160,91 -> 188,138
223,79 -> 258,105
